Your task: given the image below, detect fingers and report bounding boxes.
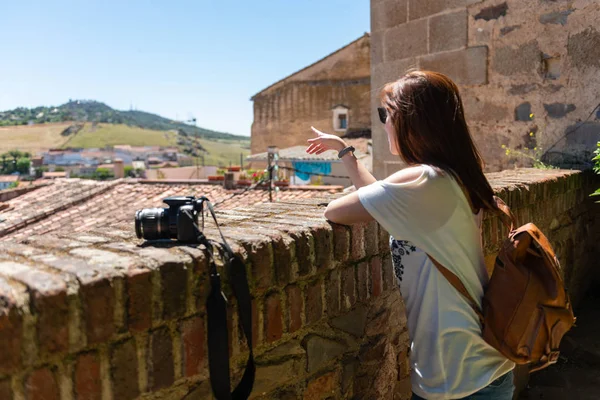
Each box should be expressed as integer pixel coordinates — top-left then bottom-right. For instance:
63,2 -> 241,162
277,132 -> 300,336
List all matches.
306,143 -> 326,154
306,143 -> 318,153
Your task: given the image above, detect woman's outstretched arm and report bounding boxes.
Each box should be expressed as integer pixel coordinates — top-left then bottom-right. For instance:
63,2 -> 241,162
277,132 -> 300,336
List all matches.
306,126 -> 376,189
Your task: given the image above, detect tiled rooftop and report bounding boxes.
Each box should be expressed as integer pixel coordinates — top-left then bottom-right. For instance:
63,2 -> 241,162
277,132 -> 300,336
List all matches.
0,178 -> 343,241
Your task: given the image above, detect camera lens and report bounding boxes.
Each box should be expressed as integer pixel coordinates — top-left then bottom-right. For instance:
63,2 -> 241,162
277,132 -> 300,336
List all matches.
135,208 -> 170,240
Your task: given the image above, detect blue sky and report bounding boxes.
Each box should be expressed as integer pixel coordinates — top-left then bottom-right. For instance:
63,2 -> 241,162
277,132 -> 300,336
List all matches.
0,1 -> 369,136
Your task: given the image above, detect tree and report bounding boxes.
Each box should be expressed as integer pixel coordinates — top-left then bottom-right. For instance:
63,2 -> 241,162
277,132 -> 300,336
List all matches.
16,158 -> 31,174
94,168 -> 114,181
0,154 -> 7,173
124,166 -> 135,177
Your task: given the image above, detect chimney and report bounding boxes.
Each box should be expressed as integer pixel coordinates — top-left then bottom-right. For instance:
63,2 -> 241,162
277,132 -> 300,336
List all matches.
224,172 -> 235,189
114,159 -> 125,179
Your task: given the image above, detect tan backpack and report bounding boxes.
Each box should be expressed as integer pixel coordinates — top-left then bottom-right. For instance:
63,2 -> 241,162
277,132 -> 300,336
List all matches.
430,196 -> 576,372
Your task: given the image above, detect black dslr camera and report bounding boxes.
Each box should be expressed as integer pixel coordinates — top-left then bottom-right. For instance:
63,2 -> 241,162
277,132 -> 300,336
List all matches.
135,196 -> 204,242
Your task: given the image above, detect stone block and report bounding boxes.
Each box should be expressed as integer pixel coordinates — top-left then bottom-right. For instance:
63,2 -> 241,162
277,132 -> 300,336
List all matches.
419,46 -> 488,85
364,221 -> 379,257
0,379 -> 11,400
26,367 -> 60,400
382,256 -> 396,291
305,335 -> 347,373
372,0 -> 408,32
565,122 -> 600,147
357,262 -> 370,301
474,2 -> 508,21
330,305 -> 368,337
325,269 -> 341,316
75,352 -> 102,400
244,239 -> 274,289
429,10 -> 467,53
408,0 -> 464,20
0,262 -> 69,356
305,280 -> 323,325
331,223 -> 350,264
544,103 -> 576,119
370,257 -> 383,297
371,58 -> 418,93
0,280 -> 23,375
350,224 -> 366,260
289,230 -> 313,277
515,102 -> 533,121
110,338 -> 139,400
371,31 -> 384,66
304,370 -> 339,400
463,96 -> 509,123
180,316 -> 206,377
543,56 -> 561,80
508,83 -> 538,95
539,9 -> 573,25
384,19 -> 427,62
149,326 -> 175,391
126,269 -> 153,333
253,359 -> 304,395
493,41 -> 541,76
567,28 -> 600,69
286,285 -> 302,333
358,335 -> 387,363
500,25 -> 521,36
312,225 -> 333,270
342,266 -> 356,310
160,262 -> 187,320
264,292 -> 283,343
82,279 -> 115,344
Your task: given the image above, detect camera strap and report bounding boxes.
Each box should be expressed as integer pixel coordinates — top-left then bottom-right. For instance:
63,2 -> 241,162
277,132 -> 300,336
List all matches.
191,198 -> 255,400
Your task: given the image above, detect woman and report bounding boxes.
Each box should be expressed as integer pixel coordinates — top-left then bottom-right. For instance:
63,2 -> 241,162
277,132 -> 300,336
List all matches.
306,70 -> 515,399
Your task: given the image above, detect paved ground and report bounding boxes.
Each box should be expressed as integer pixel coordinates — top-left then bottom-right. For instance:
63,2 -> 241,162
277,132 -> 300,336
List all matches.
519,286 -> 600,400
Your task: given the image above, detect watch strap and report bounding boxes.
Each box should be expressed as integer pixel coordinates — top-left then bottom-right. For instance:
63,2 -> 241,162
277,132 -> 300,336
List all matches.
338,145 -> 355,159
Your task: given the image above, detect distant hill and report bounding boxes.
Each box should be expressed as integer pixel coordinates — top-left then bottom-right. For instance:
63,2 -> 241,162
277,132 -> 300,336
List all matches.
0,100 -> 246,141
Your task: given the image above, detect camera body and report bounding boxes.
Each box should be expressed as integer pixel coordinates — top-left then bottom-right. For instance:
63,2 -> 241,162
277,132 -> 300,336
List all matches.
135,196 -> 200,242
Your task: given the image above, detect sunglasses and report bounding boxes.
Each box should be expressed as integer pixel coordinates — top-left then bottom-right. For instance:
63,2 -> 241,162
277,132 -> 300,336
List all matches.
377,107 -> 387,124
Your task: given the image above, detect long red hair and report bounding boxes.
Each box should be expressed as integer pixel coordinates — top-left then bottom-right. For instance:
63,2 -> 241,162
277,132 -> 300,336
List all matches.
380,70 -> 496,212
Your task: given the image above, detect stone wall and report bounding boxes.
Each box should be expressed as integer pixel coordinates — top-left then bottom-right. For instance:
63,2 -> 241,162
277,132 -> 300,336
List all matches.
0,169 -> 598,399
251,35 -> 371,155
370,0 -> 600,178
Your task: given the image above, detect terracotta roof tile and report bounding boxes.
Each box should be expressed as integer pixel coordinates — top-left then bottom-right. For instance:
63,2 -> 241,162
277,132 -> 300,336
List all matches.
0,178 -> 341,240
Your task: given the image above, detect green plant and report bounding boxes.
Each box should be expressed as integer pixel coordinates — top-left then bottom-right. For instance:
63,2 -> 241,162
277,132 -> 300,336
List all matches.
8,181 -> 19,189
94,168 -> 114,180
501,114 -> 556,170
311,176 -> 324,186
591,141 -> 600,203
238,172 -> 248,180
251,170 -> 265,183
216,169 -> 226,176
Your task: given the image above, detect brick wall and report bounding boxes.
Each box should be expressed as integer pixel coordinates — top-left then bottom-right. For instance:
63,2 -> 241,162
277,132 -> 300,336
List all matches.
0,169 -> 598,399
370,0 -> 600,177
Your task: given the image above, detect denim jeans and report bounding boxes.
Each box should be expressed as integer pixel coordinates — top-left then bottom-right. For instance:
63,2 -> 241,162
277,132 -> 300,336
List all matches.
411,370 -> 515,400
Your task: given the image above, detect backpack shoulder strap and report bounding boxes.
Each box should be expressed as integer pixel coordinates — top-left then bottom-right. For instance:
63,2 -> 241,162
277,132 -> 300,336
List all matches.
493,196 -> 517,232
428,255 -> 485,325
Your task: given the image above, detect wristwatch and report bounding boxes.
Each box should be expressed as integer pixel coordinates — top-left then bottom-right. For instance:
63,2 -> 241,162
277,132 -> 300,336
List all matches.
338,145 -> 355,159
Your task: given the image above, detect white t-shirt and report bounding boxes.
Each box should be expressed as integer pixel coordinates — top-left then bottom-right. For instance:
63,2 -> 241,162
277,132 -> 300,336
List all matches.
357,165 -> 514,400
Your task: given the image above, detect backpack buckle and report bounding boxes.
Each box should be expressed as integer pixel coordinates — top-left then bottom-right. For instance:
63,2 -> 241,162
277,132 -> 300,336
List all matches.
548,351 -> 560,364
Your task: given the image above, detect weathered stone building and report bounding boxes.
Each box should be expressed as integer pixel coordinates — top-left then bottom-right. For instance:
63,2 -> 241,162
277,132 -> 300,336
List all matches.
370,0 -> 600,177
251,34 -> 371,155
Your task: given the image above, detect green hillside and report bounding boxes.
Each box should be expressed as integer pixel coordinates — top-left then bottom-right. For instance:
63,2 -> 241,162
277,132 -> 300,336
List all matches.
0,122 -> 250,167
63,124 -> 178,148
0,100 -> 245,140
